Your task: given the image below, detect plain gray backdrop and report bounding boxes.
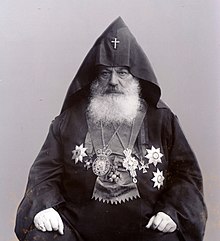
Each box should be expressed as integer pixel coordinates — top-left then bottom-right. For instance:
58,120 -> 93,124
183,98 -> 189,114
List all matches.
0,0 -> 219,240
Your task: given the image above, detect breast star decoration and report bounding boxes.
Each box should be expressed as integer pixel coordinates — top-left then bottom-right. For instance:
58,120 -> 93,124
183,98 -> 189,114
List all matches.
145,146 -> 163,167
151,168 -> 165,189
123,148 -> 139,183
71,144 -> 87,164
144,146 -> 165,189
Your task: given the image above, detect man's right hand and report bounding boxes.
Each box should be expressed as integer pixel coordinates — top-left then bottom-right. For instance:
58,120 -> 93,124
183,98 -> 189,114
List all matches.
34,208 -> 64,235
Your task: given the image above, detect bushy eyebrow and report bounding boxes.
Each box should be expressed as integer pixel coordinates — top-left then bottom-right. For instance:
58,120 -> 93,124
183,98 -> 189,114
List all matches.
96,66 -> 111,72
115,67 -> 129,72
100,68 -> 112,72
97,66 -> 129,72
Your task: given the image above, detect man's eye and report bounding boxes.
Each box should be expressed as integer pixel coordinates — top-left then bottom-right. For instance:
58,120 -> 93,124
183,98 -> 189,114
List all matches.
99,71 -> 111,79
102,72 -> 109,76
101,72 -> 109,76
118,71 -> 129,78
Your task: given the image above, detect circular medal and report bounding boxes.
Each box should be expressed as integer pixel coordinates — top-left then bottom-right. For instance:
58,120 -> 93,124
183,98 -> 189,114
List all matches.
153,152 -> 159,159
157,175 -> 164,183
92,154 -> 111,176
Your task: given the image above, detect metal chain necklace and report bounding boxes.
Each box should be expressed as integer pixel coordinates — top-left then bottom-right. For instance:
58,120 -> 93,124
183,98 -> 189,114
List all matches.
92,121 -> 122,177
112,121 -> 134,151
113,121 -> 139,183
92,120 -> 139,184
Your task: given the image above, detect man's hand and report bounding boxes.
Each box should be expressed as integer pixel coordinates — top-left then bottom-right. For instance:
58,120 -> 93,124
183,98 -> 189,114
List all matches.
146,212 -> 177,233
34,208 -> 64,235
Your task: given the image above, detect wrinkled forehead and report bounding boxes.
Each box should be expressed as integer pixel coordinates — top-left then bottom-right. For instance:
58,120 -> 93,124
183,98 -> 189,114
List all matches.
96,65 -> 130,72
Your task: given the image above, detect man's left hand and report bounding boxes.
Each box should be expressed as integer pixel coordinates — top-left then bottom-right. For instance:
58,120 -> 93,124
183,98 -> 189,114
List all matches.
146,212 -> 177,233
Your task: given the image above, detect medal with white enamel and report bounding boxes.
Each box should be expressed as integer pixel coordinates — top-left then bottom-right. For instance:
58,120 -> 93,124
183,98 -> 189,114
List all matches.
144,145 -> 165,189
145,146 -> 163,167
151,168 -> 165,189
122,148 -> 139,183
71,144 -> 87,163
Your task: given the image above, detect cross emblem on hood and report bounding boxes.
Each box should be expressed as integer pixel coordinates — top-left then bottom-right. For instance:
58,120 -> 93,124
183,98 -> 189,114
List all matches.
111,37 -> 120,49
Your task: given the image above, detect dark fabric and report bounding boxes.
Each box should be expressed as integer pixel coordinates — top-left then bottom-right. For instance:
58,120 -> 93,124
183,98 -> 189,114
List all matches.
15,98 -> 207,241
152,114 -> 207,241
61,17 -> 161,112
24,221 -> 82,241
141,229 -> 184,241
23,225 -> 182,241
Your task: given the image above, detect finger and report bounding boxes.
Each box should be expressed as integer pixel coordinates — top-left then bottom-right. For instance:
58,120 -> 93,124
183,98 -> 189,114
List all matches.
166,223 -> 177,233
49,215 -> 59,231
161,220 -> 177,233
146,216 -> 155,229
42,216 -> 53,231
34,217 -> 46,232
157,220 -> 168,232
36,222 -> 46,232
152,214 -> 163,230
57,214 -> 64,235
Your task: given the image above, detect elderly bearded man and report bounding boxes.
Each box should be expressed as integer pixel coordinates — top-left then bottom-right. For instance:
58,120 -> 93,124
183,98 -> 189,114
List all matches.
15,17 -> 207,241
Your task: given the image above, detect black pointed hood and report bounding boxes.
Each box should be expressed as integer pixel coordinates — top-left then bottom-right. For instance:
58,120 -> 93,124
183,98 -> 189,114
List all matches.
61,17 -> 162,112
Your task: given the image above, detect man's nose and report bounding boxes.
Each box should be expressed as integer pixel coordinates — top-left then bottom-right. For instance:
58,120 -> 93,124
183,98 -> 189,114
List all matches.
109,72 -> 119,86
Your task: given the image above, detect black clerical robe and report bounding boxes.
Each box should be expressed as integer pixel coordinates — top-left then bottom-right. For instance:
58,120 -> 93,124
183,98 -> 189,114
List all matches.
15,98 -> 207,241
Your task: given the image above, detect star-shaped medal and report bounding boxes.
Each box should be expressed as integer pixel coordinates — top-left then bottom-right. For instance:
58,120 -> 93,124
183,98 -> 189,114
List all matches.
151,168 -> 165,190
72,144 -> 87,164
145,146 -> 163,167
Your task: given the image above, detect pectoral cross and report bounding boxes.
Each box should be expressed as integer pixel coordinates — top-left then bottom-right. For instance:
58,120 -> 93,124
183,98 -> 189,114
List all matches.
111,38 -> 120,49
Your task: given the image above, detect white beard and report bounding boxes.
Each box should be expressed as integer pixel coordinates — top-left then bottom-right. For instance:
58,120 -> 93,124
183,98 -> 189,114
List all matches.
87,79 -> 141,125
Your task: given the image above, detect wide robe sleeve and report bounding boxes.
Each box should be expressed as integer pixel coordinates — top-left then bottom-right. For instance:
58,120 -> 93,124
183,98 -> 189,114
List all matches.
155,113 -> 207,241
15,115 -> 66,241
